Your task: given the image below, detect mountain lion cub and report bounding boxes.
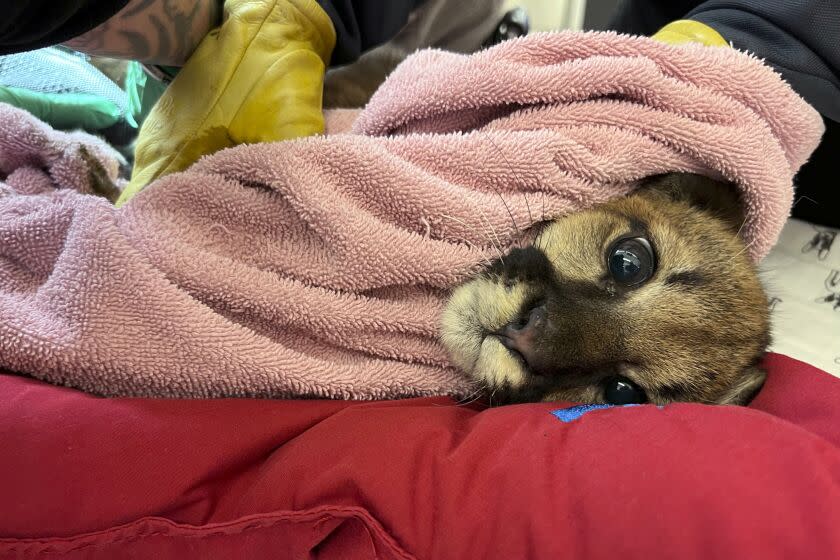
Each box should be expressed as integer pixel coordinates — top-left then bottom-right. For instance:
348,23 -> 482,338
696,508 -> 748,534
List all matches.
441,173 -> 770,406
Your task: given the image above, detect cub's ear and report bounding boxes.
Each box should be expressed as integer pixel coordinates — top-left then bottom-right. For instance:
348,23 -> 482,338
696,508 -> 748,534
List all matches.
638,172 -> 746,232
715,366 -> 767,406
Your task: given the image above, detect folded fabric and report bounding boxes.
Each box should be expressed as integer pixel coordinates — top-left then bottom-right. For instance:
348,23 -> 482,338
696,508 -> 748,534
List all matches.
0,31 -> 824,399
2,354 -> 840,559
0,104 -> 124,198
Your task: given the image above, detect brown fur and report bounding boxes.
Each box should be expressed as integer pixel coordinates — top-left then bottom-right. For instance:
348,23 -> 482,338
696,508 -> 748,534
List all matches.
441,173 -> 770,406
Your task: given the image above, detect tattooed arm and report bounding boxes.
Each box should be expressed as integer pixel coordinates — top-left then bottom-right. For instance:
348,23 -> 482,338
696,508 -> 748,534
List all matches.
64,0 -> 222,66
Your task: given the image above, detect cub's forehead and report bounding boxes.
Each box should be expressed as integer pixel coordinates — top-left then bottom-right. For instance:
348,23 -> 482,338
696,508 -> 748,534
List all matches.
538,207 -> 649,253
534,210 -> 626,280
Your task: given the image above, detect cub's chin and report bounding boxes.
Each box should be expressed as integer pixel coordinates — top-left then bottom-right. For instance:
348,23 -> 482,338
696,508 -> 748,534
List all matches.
441,173 -> 770,407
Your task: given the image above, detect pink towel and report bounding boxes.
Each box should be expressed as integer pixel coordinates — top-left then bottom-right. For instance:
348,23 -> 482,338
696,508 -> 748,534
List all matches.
0,106 -> 124,196
0,32 -> 824,399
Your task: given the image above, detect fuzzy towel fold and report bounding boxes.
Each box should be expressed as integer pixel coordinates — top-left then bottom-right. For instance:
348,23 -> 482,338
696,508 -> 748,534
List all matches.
0,32 -> 824,399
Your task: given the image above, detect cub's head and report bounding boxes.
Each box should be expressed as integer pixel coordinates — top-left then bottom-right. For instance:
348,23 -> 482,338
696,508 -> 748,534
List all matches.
441,173 -> 770,406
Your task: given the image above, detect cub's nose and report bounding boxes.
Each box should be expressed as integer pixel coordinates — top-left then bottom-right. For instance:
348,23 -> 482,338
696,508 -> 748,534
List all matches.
496,304 -> 547,371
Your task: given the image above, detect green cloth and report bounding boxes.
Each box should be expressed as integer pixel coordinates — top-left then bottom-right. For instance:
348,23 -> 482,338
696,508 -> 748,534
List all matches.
124,61 -> 168,127
0,58 -> 168,133
0,85 -> 122,130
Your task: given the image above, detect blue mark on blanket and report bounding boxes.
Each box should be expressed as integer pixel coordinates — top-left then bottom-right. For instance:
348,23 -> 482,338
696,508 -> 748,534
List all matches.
551,403 -> 645,422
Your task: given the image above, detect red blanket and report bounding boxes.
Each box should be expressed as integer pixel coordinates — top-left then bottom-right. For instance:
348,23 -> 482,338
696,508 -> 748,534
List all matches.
2,353 -> 840,559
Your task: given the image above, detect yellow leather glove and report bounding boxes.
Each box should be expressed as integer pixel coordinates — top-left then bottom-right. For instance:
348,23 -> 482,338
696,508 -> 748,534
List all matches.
117,0 -> 336,206
651,20 -> 729,47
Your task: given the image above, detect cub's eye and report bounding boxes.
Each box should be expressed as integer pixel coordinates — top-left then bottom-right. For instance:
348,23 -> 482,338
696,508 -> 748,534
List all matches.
603,376 -> 647,405
607,237 -> 655,286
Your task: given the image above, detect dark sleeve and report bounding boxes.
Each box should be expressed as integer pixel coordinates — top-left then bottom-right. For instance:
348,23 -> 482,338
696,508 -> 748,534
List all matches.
0,1 -> 129,55
316,0 -> 426,66
607,0 -> 705,36
608,0 -> 840,122
687,0 -> 840,123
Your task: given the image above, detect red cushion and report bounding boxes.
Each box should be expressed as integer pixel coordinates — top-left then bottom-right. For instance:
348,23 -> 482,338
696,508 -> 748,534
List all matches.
2,353 -> 840,559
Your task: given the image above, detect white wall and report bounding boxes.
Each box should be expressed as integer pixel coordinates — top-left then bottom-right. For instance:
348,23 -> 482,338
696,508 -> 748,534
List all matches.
505,0 -> 587,31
